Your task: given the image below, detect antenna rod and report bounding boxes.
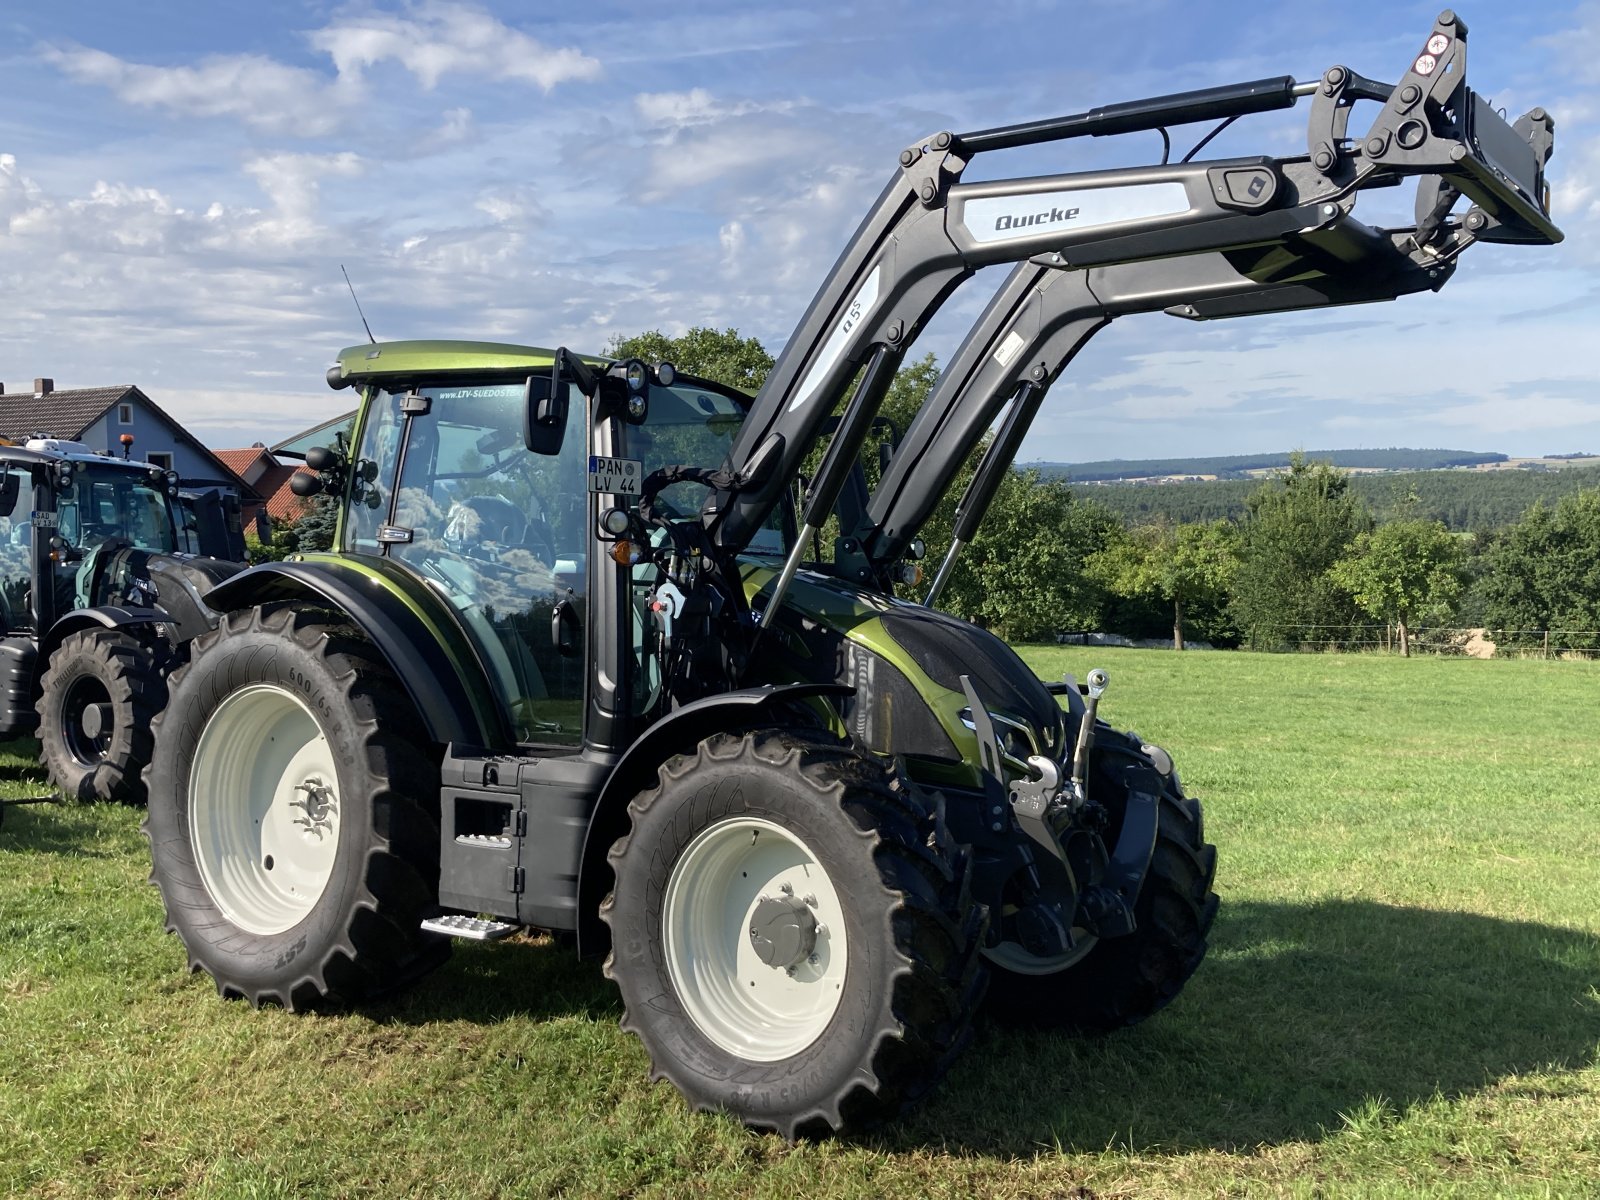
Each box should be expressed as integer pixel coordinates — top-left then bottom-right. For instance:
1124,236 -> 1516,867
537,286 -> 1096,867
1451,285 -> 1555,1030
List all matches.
341,264 -> 376,345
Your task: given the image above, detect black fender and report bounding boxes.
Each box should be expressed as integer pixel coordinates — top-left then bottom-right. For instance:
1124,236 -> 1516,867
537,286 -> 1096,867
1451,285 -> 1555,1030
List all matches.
574,682 -> 851,956
38,606 -> 171,674
144,553 -> 244,643
203,561 -> 508,749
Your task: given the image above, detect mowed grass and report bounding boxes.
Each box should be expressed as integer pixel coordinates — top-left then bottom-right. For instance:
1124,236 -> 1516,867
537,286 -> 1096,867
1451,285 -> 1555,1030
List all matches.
3,650 -> 1599,1198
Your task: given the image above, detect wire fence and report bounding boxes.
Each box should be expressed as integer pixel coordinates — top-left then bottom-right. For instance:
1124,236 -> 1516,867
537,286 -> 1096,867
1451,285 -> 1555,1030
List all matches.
1244,625 -> 1600,659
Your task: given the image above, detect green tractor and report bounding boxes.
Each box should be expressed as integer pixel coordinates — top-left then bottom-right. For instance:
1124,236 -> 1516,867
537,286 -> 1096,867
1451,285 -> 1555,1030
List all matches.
143,14 -> 1559,1136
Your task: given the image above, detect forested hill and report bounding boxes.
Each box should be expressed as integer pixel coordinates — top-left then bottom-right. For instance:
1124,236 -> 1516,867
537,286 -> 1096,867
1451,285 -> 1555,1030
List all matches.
1071,463 -> 1600,530
1037,448 -> 1505,482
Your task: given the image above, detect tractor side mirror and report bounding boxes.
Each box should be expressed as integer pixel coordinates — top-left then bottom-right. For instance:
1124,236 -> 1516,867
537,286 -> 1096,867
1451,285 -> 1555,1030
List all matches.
289,471 -> 324,498
0,472 -> 17,515
527,349 -> 593,457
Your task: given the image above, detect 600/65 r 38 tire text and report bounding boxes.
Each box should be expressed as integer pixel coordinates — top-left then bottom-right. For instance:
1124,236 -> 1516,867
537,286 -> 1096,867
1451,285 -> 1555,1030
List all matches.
143,604 -> 448,1010
601,730 -> 987,1140
36,629 -> 164,805
983,741 -> 1219,1032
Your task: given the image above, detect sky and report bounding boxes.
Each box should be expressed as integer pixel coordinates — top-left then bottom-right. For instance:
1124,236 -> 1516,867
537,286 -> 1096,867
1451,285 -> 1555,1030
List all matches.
1,0 -> 1597,463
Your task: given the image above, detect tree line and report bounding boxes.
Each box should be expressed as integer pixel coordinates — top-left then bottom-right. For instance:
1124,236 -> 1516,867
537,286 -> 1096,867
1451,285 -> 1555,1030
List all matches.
1040,447 -> 1507,483
1071,462 -> 1600,532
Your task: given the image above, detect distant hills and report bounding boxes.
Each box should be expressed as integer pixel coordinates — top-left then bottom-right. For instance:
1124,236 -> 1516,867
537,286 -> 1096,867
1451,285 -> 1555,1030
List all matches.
1066,461 -> 1600,531
1032,448 -> 1512,483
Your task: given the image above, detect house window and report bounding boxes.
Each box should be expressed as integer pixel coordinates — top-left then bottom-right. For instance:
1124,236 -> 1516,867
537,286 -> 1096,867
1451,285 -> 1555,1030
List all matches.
118,404 -> 133,425
147,451 -> 174,472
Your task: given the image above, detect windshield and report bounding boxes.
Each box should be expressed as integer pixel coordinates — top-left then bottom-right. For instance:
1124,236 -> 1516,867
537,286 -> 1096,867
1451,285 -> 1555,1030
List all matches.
57,464 -> 177,553
620,379 -> 785,555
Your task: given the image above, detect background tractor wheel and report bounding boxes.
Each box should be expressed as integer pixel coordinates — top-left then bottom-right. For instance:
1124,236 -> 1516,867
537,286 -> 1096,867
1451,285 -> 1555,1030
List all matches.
144,604 -> 448,1010
602,729 -> 987,1140
983,760 -> 1219,1032
36,629 -> 164,805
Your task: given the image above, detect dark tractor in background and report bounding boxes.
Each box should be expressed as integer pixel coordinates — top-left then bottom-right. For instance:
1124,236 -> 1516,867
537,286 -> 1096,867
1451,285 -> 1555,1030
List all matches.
0,437 -> 240,808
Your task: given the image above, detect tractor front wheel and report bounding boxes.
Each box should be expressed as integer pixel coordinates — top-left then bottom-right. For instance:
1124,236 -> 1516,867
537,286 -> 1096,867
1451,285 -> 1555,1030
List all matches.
602,730 -> 986,1139
36,629 -> 164,805
144,604 -> 448,1010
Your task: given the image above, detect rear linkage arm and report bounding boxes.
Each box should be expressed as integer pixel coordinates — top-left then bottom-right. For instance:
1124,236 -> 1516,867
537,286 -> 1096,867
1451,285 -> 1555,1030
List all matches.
713,10 -> 1558,620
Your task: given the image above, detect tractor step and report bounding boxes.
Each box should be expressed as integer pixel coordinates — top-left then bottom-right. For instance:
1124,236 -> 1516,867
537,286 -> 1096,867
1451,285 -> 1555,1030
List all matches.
420,914 -> 521,941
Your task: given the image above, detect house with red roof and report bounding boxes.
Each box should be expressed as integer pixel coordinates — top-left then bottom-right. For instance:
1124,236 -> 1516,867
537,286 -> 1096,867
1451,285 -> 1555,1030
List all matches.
212,445 -> 315,530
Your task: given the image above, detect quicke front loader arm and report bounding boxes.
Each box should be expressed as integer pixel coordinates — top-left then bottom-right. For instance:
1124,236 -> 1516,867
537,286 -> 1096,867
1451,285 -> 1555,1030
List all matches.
862,225 -> 1471,591
713,10 -> 1559,620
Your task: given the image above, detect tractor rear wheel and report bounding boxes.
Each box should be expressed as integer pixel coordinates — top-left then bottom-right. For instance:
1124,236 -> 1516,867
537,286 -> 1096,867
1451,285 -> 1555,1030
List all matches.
36,629 -> 164,805
982,762 -> 1218,1032
144,604 -> 448,1010
602,729 -> 986,1140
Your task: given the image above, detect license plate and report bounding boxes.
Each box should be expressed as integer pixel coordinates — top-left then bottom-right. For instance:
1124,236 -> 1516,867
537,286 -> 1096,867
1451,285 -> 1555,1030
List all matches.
588,455 -> 643,495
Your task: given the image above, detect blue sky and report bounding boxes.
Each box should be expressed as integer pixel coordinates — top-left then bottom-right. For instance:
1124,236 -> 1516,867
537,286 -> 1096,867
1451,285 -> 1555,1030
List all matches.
1,0 -> 1596,462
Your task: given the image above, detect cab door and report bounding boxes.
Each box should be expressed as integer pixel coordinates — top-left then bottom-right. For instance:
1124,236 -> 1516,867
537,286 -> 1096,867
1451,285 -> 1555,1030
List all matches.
364,381 -> 590,749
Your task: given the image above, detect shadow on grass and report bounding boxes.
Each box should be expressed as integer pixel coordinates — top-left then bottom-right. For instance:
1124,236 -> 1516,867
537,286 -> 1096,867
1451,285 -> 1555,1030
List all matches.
372,935 -> 621,1028
890,898 -> 1600,1157
0,799 -> 126,859
359,897 -> 1600,1156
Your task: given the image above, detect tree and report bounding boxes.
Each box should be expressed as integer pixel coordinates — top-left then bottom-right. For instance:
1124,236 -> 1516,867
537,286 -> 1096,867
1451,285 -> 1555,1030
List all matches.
1479,488 -> 1600,652
1328,518 -> 1465,656
1090,519 -> 1240,650
1230,454 -> 1370,649
606,327 -> 774,393
939,474 -> 1120,642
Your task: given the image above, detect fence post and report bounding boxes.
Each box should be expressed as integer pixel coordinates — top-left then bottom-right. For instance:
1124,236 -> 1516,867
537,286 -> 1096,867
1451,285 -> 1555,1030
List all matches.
1543,629 -> 1550,659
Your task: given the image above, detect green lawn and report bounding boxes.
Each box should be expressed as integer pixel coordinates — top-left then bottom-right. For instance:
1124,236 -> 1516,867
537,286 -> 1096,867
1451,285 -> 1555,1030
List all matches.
3,650 -> 1599,1198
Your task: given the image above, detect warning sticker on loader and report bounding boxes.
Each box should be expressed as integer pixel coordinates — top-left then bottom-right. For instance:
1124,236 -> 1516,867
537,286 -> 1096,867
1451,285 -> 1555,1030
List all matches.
588,455 -> 642,495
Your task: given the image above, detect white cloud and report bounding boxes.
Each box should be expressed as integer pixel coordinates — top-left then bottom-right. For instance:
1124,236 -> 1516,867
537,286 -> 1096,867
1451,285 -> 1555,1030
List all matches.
634,88 -> 794,127
308,3 -> 601,91
242,152 -> 367,244
40,44 -> 348,137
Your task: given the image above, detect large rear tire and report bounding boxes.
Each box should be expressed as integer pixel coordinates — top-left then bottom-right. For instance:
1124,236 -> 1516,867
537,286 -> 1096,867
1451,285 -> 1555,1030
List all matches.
143,604 -> 448,1010
982,749 -> 1219,1032
601,729 -> 987,1140
36,629 -> 164,805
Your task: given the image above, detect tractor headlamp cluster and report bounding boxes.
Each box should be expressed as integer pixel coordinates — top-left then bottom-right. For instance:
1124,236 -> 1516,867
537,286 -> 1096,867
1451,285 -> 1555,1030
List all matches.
609,358 -> 679,424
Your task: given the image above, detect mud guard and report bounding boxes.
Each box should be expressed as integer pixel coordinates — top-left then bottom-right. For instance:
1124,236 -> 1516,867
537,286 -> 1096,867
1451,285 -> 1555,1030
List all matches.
38,606 -> 170,671
575,682 -> 852,956
203,561 -> 507,749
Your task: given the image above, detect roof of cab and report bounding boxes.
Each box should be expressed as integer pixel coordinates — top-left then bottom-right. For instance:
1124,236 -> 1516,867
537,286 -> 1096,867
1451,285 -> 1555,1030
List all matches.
331,340 -> 609,386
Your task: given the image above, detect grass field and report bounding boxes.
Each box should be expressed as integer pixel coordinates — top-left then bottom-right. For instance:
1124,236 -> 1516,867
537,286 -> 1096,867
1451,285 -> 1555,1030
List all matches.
3,649 -> 1599,1198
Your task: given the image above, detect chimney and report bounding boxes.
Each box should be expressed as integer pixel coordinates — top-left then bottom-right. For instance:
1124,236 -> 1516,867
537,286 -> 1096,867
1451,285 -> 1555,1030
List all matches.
34,378 -> 53,396
0,382 -> 6,395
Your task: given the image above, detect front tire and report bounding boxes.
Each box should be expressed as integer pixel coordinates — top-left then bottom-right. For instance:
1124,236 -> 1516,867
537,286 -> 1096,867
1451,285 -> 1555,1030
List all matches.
144,604 -> 448,1010
37,629 -> 164,805
602,730 -> 986,1139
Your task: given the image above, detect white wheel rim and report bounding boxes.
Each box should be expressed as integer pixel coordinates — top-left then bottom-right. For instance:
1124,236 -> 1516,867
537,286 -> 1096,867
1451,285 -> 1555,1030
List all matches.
982,931 -> 1097,975
188,684 -> 342,937
661,817 -> 848,1062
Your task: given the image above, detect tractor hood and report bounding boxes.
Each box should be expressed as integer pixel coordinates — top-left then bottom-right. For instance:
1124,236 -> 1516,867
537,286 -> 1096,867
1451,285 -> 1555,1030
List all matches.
741,562 -> 1065,785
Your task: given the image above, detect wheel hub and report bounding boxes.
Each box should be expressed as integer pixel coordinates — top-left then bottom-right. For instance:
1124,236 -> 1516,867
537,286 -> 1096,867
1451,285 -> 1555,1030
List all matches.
749,894 -> 818,970
80,702 -> 112,743
290,778 -> 338,840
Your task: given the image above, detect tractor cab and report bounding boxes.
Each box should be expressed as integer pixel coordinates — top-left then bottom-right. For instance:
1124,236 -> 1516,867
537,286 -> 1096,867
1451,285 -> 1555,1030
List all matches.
0,438 -> 182,635
298,344 -> 785,753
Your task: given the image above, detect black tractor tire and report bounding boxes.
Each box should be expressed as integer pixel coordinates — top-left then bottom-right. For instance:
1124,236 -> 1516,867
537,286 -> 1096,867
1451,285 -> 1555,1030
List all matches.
143,604 -> 448,1011
983,766 -> 1219,1032
36,629 -> 165,806
601,729 -> 987,1140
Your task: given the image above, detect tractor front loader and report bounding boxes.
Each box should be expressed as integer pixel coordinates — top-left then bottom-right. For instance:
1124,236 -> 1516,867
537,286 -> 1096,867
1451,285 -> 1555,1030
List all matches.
142,12 -> 1560,1138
